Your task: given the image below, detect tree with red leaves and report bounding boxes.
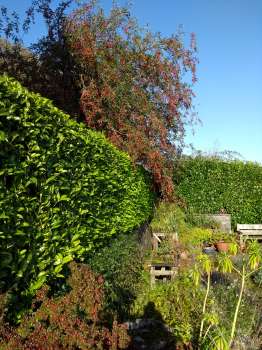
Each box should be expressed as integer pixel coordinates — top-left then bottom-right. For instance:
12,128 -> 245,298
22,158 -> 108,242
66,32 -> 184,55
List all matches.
0,0 -> 198,198
66,2 -> 198,198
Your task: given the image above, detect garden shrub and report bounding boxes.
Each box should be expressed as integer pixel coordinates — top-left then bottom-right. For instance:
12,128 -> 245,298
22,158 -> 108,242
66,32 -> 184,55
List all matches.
185,212 -> 220,230
150,203 -> 214,250
0,75 -> 153,304
0,262 -> 130,349
175,156 -> 262,228
150,203 -> 187,234
86,232 -> 144,322
131,273 -> 204,345
179,227 -> 213,248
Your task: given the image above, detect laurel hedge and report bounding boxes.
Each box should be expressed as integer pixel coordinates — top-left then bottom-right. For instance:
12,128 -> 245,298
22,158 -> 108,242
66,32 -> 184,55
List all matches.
175,157 -> 262,229
0,75 -> 153,299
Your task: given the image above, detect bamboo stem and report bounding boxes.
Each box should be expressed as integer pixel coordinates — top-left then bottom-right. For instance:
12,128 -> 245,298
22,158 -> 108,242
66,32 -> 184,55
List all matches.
230,266 -> 245,347
199,271 -> 210,348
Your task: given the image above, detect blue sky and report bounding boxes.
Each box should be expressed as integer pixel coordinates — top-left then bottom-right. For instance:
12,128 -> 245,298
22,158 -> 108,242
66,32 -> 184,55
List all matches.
1,0 -> 262,163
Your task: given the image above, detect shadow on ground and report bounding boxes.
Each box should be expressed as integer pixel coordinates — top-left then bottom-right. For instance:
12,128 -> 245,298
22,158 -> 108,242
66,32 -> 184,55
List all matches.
126,301 -> 192,350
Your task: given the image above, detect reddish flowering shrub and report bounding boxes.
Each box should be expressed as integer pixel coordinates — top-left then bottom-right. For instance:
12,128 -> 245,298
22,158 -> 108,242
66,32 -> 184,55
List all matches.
0,262 -> 130,349
66,3 -> 198,198
0,1 -> 197,198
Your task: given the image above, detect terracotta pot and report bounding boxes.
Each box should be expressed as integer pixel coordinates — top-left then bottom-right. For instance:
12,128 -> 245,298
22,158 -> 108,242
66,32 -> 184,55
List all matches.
215,241 -> 229,252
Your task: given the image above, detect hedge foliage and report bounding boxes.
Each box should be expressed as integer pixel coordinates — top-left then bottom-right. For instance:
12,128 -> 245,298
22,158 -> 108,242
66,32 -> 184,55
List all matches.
175,157 -> 262,228
0,75 -> 153,299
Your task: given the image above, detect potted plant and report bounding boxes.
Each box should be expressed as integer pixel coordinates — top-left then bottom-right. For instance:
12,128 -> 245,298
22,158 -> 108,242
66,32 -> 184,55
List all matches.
213,232 -> 235,252
202,236 -> 216,255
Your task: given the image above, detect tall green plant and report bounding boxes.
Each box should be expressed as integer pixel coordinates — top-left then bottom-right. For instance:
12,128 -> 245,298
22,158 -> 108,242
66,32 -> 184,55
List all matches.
192,254 -> 214,348
218,241 -> 262,347
194,241 -> 261,349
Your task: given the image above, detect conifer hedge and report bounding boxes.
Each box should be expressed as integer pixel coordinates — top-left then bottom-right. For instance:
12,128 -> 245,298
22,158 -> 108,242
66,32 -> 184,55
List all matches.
0,75 -> 153,298
176,157 -> 262,228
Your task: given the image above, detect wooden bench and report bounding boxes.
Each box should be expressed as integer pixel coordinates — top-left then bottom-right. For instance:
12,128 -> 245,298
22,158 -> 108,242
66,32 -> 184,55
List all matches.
237,224 -> 262,244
